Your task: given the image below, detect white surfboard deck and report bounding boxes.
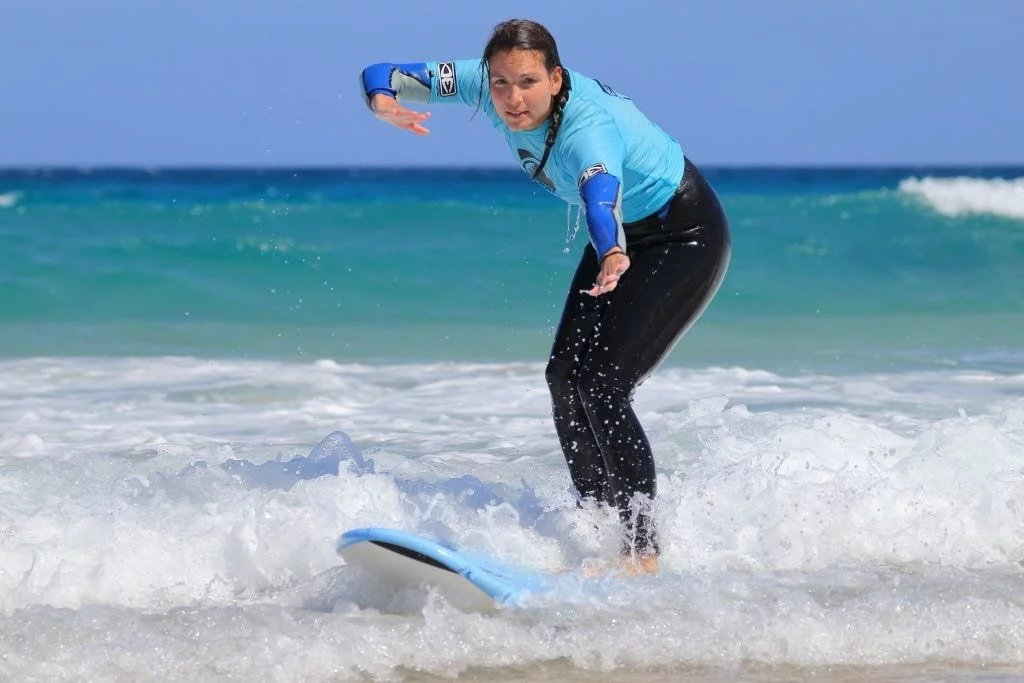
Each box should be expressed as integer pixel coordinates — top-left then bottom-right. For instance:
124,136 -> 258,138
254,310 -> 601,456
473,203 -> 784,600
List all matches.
336,527 -> 553,613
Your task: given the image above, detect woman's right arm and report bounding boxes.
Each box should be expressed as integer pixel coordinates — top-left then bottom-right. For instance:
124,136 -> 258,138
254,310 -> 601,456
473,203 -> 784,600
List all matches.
359,60 -> 485,135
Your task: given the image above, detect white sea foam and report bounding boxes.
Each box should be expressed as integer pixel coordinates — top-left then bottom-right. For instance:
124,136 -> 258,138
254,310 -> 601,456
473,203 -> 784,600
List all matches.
0,191 -> 21,208
900,175 -> 1024,219
1,357 -> 1023,680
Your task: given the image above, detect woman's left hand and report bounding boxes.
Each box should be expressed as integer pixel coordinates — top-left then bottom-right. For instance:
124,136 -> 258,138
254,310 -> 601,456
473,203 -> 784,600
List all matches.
584,249 -> 630,296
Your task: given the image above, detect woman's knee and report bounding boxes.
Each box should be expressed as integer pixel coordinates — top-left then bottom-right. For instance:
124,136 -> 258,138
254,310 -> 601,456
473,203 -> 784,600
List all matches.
544,356 -> 577,398
576,370 -> 636,421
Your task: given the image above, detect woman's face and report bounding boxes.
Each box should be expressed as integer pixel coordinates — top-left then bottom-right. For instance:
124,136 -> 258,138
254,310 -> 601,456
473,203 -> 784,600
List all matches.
488,48 -> 563,131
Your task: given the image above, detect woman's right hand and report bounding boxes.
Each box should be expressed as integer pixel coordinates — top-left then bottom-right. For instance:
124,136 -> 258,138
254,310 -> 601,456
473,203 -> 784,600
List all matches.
370,94 -> 431,136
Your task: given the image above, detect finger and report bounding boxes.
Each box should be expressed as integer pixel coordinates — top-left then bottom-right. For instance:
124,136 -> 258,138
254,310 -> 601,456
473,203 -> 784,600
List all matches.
400,109 -> 430,120
582,279 -> 619,297
378,114 -> 431,135
377,110 -> 429,125
392,112 -> 429,123
377,113 -> 420,125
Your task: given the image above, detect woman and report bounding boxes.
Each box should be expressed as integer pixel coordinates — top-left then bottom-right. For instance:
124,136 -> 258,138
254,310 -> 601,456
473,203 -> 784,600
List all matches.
360,19 -> 731,573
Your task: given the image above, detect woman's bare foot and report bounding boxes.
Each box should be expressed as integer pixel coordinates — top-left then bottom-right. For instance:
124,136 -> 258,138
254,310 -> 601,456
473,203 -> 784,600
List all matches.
578,554 -> 660,578
621,553 -> 659,576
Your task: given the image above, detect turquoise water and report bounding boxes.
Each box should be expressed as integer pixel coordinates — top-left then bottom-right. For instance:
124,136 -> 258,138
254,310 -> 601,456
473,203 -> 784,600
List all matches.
3,167 -> 1024,681
2,166 -> 1021,371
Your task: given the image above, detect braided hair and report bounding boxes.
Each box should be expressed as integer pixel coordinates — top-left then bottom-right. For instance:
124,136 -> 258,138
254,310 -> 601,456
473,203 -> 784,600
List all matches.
478,19 -> 572,181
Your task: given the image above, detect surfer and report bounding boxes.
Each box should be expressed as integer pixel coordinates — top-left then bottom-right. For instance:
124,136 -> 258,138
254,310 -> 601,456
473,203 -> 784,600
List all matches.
359,19 -> 730,574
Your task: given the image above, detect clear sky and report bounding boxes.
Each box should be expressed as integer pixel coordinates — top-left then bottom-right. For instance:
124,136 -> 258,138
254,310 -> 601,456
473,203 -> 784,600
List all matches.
1,0 -> 1021,167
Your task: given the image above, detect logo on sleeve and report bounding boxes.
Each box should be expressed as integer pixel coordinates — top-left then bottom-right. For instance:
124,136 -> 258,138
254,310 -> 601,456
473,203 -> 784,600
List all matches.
437,62 -> 457,97
577,162 -> 608,189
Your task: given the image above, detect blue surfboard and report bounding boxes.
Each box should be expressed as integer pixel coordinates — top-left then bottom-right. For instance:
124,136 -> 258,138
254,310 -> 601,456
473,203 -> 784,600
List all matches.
336,527 -> 553,613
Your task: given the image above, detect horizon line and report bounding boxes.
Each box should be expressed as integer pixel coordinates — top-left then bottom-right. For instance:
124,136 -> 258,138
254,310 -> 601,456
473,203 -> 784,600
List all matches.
2,161 -> 1024,172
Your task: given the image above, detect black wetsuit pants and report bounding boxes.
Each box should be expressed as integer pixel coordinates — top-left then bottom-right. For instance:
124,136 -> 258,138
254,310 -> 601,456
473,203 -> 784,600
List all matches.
545,158 -> 731,556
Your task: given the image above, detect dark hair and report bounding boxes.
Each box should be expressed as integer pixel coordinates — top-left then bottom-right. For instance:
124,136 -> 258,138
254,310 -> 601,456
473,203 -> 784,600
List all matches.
478,19 -> 571,181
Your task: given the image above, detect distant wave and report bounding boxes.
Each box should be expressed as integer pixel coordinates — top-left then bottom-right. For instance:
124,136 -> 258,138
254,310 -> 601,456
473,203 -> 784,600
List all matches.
0,191 -> 21,208
899,176 -> 1024,219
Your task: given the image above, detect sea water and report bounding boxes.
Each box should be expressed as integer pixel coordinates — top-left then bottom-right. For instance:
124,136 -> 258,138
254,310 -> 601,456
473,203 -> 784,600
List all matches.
1,167 -> 1023,681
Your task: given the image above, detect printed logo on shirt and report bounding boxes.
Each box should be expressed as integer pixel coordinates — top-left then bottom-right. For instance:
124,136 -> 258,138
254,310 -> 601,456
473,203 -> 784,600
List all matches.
577,162 -> 608,189
517,149 -> 556,194
437,62 -> 457,97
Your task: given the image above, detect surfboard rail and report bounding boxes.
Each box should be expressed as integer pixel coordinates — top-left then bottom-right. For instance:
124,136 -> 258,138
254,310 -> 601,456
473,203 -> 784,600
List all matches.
337,527 -> 549,610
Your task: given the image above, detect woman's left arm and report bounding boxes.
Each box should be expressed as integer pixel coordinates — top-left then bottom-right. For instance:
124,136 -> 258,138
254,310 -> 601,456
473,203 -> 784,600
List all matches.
577,162 -> 630,296
560,117 -> 631,295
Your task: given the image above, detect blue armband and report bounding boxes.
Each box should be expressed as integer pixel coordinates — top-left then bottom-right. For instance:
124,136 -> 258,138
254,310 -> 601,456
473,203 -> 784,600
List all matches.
579,169 -> 625,257
360,62 -> 431,108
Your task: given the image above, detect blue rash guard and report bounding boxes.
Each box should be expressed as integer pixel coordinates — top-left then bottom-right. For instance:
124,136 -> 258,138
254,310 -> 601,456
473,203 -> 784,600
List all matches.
361,59 -> 686,259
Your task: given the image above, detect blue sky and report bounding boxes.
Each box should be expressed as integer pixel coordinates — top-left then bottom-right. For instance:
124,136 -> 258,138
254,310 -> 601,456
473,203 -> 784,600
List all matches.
1,1 -> 1021,167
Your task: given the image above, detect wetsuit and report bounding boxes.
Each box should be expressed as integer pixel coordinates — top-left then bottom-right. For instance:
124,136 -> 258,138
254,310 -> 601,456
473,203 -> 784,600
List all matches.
361,59 -> 731,555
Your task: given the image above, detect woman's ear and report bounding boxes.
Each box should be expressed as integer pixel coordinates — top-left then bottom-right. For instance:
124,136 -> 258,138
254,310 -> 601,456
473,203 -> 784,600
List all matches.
551,65 -> 564,96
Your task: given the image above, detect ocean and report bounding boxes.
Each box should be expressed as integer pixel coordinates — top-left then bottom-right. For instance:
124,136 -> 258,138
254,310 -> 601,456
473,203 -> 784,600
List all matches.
1,166 -> 1023,682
